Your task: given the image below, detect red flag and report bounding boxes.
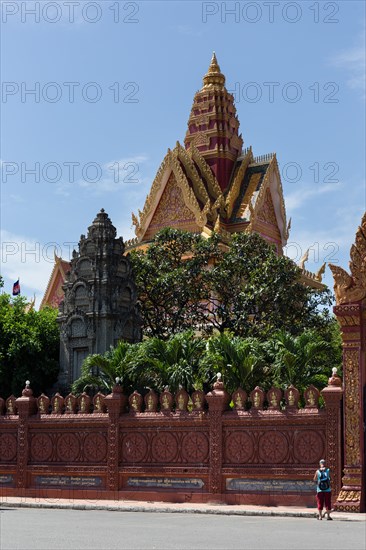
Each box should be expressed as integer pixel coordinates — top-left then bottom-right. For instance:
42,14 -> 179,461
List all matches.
12,279 -> 20,296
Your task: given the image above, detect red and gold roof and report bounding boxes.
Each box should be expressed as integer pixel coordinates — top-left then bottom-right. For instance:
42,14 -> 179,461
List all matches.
129,54 -> 289,254
40,252 -> 71,309
42,54 -> 325,308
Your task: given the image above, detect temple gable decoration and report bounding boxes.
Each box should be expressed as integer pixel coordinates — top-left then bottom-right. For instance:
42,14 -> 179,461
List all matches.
147,173 -> 199,237
132,145 -> 226,243
41,253 -> 71,309
133,148 -> 208,241
237,155 -> 288,247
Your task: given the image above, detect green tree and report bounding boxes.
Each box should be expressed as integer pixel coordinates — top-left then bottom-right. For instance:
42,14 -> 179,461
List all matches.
207,232 -> 333,338
132,330 -> 206,393
129,228 -> 219,339
73,331 -> 206,395
130,229 -> 333,340
199,332 -> 265,393
266,329 -> 332,395
72,327 -> 341,399
0,294 -> 59,397
71,340 -> 138,395
315,316 -> 343,377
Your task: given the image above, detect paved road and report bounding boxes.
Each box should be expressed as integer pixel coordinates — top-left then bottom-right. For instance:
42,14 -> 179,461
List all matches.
0,508 -> 365,550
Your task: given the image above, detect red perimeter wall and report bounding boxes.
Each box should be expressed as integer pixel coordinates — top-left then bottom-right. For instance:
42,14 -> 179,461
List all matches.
0,380 -> 342,507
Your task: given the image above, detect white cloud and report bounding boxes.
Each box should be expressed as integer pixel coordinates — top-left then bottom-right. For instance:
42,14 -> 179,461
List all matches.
285,227 -> 351,265
55,155 -> 150,197
285,182 -> 342,211
284,183 -> 364,295
330,35 -> 366,94
174,25 -> 204,37
114,219 -> 136,243
284,225 -> 353,296
9,194 -> 25,203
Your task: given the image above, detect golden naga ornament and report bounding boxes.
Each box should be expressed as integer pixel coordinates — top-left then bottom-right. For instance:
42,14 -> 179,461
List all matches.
330,212 -> 366,304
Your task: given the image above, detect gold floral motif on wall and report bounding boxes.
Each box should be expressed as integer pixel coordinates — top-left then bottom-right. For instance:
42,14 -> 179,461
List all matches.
256,189 -> 278,226
344,349 -> 361,466
192,132 -> 210,148
337,489 -> 361,502
149,173 -> 196,230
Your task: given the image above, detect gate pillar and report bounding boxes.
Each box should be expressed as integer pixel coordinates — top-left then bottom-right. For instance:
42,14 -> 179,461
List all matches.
330,212 -> 366,512
321,371 -> 343,500
105,381 -> 127,495
206,374 -> 230,497
15,382 -> 37,490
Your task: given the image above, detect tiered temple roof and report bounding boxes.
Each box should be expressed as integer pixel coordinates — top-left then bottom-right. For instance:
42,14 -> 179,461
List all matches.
42,54 -> 324,308
129,54 -> 289,254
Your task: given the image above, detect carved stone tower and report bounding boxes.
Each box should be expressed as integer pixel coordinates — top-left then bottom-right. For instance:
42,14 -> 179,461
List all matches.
57,209 -> 141,390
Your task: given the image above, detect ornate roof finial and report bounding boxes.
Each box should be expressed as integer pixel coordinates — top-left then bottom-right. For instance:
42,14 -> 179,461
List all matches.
330,212 -> 366,304
298,248 -> 309,270
286,217 -> 292,239
28,294 -> 36,311
214,215 -> 221,233
22,380 -> 33,397
54,247 -> 60,263
202,52 -> 226,90
328,367 -> 342,387
315,262 -> 326,282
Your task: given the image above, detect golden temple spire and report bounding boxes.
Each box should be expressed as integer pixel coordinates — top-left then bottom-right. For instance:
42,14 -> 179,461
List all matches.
185,52 -> 243,190
202,52 -> 226,90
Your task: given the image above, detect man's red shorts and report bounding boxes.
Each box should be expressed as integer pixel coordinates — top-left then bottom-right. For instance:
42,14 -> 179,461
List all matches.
316,492 -> 332,510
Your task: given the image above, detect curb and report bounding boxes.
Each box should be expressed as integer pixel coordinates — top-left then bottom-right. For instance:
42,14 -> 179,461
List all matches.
0,501 -> 316,517
1,500 -> 364,520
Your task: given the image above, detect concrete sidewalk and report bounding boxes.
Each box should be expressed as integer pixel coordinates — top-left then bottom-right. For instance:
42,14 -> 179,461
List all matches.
1,496 -> 365,521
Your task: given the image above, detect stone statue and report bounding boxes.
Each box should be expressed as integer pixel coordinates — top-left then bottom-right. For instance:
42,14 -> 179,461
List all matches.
253,392 -> 260,408
288,390 -> 295,406
270,393 -> 277,407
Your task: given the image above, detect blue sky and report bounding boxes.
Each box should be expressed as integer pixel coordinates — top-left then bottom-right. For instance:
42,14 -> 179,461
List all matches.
1,0 -> 365,306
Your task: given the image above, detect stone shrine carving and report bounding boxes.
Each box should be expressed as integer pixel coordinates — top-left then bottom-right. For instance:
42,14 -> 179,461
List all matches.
57,210 -> 141,390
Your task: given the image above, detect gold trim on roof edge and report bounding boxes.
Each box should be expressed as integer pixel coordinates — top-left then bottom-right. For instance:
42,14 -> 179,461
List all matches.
175,142 -> 210,207
190,145 -> 224,202
285,217 -> 292,241
237,172 -> 262,220
132,148 -> 172,238
249,155 -> 288,245
132,145 -> 210,241
315,262 -> 326,282
225,147 -> 253,218
40,258 -> 69,308
170,149 -> 207,228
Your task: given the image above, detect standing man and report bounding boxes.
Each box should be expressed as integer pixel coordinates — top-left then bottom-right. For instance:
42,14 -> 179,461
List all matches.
313,458 -> 332,520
